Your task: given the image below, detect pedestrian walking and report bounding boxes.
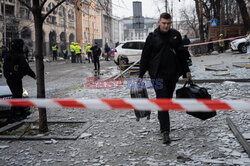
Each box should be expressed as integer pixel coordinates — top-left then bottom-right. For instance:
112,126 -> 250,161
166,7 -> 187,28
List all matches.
70,42 -> 76,63
85,43 -> 92,63
63,48 -> 68,59
138,13 -> 191,144
3,39 -> 37,121
52,43 -> 58,61
91,42 -> 101,73
74,43 -> 82,63
104,43 -> 110,61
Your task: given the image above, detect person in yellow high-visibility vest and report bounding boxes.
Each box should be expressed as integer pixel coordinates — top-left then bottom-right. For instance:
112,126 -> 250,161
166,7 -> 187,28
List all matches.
70,42 -> 76,63
62,48 -> 68,59
85,43 -> 92,63
74,43 -> 82,63
52,43 -> 58,61
218,34 -> 224,53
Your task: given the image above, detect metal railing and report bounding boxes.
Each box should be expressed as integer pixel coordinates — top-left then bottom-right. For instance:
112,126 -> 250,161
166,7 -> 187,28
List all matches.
118,54 -> 141,79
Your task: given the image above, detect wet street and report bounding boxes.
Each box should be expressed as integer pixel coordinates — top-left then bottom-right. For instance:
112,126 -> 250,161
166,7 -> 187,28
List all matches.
0,52 -> 250,165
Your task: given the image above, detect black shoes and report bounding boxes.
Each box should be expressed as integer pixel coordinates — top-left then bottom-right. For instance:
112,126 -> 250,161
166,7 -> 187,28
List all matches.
162,131 -> 171,144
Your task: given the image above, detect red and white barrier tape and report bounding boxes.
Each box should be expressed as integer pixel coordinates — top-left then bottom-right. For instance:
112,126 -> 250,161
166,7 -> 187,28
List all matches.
184,36 -> 246,47
0,98 -> 249,112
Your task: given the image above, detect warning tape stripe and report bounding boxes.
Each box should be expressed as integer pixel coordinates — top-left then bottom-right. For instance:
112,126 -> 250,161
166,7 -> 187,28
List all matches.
149,99 -> 185,111
197,99 -> 233,110
0,98 -> 249,111
184,35 -> 246,47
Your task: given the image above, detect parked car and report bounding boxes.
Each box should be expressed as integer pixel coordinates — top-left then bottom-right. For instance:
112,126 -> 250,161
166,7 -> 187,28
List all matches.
230,35 -> 250,53
114,40 -> 145,68
0,77 -> 30,120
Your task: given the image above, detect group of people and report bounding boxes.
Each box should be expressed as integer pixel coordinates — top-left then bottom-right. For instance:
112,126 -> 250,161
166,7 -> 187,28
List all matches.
70,42 -> 102,72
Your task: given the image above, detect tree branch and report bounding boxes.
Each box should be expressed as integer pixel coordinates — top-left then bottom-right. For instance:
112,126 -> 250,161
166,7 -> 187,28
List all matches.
97,0 -> 111,17
18,0 -> 33,12
40,0 -> 48,9
42,0 -> 66,21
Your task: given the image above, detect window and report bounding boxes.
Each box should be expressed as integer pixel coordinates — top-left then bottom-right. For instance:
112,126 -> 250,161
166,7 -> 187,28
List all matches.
122,42 -> 140,49
20,7 -> 30,19
47,15 -> 57,24
5,5 -> 15,16
20,0 -> 30,6
21,27 -> 31,39
47,3 -> 57,14
138,42 -> 145,49
9,0 -> 15,3
68,9 -> 74,20
59,6 -> 65,17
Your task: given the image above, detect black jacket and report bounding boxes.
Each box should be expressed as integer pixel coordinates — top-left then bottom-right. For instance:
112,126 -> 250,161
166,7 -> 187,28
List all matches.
3,53 -> 35,80
139,27 -> 190,79
91,46 -> 101,59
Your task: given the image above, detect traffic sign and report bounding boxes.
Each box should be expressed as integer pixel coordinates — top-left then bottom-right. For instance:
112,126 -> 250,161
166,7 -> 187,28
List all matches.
211,19 -> 218,26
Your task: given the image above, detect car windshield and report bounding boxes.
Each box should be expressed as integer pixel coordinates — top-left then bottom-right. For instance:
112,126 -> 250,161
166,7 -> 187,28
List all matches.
0,78 -> 7,86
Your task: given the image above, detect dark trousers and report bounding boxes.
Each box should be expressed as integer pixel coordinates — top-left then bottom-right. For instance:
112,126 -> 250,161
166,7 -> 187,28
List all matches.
87,52 -> 92,63
207,47 -> 213,54
152,74 -> 178,133
105,52 -> 110,61
53,51 -> 57,61
93,59 -> 100,71
7,79 -> 24,116
71,52 -> 76,63
218,47 -> 224,53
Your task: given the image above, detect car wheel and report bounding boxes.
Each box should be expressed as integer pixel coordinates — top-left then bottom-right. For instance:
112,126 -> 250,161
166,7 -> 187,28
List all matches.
238,44 -> 247,53
118,56 -> 129,70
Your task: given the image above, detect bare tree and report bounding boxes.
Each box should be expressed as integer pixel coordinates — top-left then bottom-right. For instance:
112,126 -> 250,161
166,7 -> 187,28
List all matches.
236,0 -> 250,31
180,7 -> 199,38
18,0 -> 67,133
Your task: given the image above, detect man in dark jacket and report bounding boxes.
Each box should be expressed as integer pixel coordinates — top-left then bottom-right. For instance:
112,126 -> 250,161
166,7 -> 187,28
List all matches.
91,43 -> 101,73
139,13 -> 191,144
3,39 -> 37,120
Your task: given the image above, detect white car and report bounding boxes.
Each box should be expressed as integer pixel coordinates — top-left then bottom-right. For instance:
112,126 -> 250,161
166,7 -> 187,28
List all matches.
230,35 -> 250,53
114,40 -> 145,68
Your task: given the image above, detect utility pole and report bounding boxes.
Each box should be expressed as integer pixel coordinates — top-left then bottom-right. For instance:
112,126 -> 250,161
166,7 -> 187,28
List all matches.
3,0 -> 6,46
199,0 -> 202,21
220,0 -> 223,34
64,6 -> 67,49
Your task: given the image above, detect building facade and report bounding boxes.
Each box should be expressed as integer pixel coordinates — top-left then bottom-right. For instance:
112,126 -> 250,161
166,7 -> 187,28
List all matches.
82,0 -> 102,49
122,17 -> 158,41
100,0 -> 112,48
0,0 -> 76,57
111,16 -> 124,47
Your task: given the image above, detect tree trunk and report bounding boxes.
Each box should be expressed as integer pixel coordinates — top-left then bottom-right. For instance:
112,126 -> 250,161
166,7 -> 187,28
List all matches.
236,0 -> 250,32
194,0 -> 205,41
34,12 -> 48,133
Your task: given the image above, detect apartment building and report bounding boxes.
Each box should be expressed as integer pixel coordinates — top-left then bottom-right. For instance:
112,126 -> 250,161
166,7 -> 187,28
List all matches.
0,0 -> 76,56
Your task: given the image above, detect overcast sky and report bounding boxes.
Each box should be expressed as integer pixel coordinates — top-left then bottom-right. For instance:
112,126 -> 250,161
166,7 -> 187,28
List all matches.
112,0 -> 195,20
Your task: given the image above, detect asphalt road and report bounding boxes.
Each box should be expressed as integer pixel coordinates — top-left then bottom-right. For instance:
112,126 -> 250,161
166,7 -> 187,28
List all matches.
23,59 -> 117,98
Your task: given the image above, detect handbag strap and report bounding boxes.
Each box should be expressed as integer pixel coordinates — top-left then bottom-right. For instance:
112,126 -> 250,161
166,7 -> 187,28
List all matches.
183,80 -> 194,87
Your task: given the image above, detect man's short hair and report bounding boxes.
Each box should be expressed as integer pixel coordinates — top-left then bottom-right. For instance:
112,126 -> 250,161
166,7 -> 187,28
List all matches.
159,13 -> 172,20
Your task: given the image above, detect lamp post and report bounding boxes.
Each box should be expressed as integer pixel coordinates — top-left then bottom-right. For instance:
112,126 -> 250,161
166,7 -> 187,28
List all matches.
3,0 -> 6,46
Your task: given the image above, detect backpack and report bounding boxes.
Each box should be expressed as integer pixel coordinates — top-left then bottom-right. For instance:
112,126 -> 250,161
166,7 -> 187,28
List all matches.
3,53 -> 23,79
